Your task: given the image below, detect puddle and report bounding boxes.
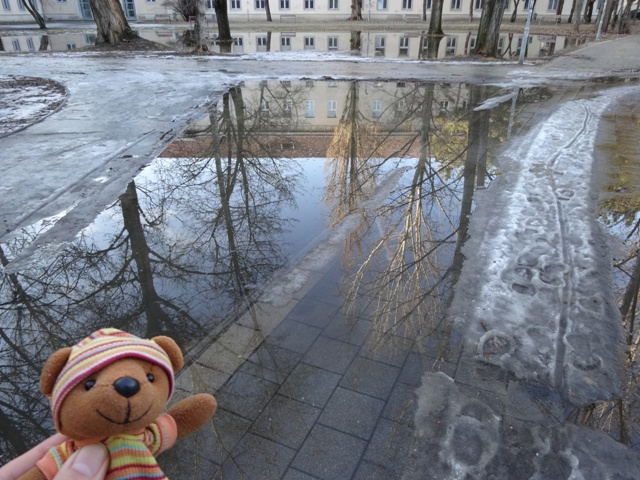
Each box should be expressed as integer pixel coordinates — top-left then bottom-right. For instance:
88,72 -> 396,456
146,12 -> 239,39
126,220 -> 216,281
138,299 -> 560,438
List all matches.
0,28 -> 577,59
3,78 -> 640,477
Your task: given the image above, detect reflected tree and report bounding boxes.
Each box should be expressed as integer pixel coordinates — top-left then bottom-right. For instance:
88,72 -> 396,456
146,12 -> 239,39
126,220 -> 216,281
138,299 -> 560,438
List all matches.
90,0 -> 136,44
475,0 -> 508,56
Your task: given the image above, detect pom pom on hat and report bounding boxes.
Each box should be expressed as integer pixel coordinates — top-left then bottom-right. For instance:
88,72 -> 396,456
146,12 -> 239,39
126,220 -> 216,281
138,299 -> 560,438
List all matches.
50,328 -> 175,430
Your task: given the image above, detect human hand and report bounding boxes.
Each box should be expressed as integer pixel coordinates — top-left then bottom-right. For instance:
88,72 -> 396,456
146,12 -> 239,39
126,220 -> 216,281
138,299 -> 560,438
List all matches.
0,436 -> 109,480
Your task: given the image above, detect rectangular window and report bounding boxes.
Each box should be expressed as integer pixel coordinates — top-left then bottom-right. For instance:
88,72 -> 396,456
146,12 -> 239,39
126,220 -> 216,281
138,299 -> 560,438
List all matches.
12,39 -> 20,51
474,0 -> 483,8
146,0 -> 156,3
260,99 -> 269,111
233,36 -> 244,52
280,0 -> 289,7
399,36 -> 409,56
372,100 -> 382,118
375,36 -> 385,56
305,100 -> 315,118
255,0 -> 265,8
304,36 -> 315,49
426,0 -> 432,8
2,0 -> 11,10
304,0 -> 314,8
281,36 -> 291,51
445,36 -> 456,56
328,36 -> 338,49
450,0 -> 460,9
283,99 -> 293,116
469,36 -> 476,49
377,0 -> 387,9
17,0 -> 25,10
26,37 -> 35,50
206,0 -> 214,7
327,100 -> 337,118
257,36 -> 267,51
440,100 -> 449,111
67,43 -> 77,50
498,36 -> 504,54
523,0 -> 531,8
547,0 -> 558,9
230,0 -> 241,9
329,0 -> 338,8
402,0 -> 412,8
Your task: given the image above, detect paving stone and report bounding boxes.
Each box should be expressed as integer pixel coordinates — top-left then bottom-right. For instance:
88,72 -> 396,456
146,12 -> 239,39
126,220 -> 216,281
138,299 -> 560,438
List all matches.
362,418 -> 414,477
360,332 -> 414,367
266,318 -> 323,355
283,468 -> 322,480
291,424 -> 367,480
382,382 -> 418,426
250,394 -> 321,449
278,362 -> 342,408
215,432 -> 296,480
340,356 -> 400,400
322,316 -> 372,346
397,352 -> 457,387
302,336 -> 359,374
239,343 -> 302,384
352,459 -> 399,480
215,371 -> 280,421
318,387 -> 385,440
286,297 -> 337,329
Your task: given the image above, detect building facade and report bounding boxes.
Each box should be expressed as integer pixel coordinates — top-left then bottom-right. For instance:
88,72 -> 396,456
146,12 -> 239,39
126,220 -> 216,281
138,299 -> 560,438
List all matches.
1,0 -> 575,24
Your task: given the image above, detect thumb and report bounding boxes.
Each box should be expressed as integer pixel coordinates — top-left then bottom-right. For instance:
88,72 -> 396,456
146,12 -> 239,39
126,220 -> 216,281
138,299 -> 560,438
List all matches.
54,443 -> 109,480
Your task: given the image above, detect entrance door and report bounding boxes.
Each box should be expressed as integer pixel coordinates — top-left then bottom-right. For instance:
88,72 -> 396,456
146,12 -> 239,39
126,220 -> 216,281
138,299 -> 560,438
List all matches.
121,0 -> 136,19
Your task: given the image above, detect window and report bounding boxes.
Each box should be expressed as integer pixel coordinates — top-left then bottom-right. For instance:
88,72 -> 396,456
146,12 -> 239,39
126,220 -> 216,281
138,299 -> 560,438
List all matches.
206,0 -> 214,7
281,80 -> 291,87
329,0 -> 338,8
469,36 -> 476,49
375,36 -> 385,56
280,0 -> 289,7
17,0 -> 25,10
304,36 -> 315,49
12,39 -> 20,51
283,99 -> 293,116
450,0 -> 460,9
327,100 -> 337,118
85,33 -> 96,44
26,37 -> 35,50
377,0 -> 387,9
498,36 -> 504,54
547,0 -> 558,9
305,100 -> 315,118
474,0 -> 483,8
67,43 -> 77,50
402,0 -> 412,8
230,0 -> 240,9
306,80 -> 314,87
146,0 -> 156,3
328,36 -> 338,50
233,36 -> 244,52
445,36 -> 456,56
281,36 -> 291,50
440,100 -> 449,111
257,36 -> 268,50
260,99 -> 269,111
399,36 -> 409,56
523,0 -> 531,8
2,0 -> 10,10
255,0 -> 264,8
426,0 -> 432,8
328,81 -> 338,87
372,100 -> 382,118
304,0 -> 314,8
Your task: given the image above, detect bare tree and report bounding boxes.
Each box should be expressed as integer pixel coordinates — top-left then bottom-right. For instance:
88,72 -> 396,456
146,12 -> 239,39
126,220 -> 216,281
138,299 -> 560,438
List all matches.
475,0 -> 508,56
572,0 -> 585,29
214,0 -> 232,44
22,0 -> 47,29
89,0 -> 136,44
349,0 -> 363,19
265,0 -> 272,21
429,0 -> 445,35
163,0 -> 198,20
511,0 -> 521,21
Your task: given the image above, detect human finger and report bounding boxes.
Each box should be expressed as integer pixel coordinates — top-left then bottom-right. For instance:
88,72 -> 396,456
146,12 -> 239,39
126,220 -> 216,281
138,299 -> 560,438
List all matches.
0,433 -> 68,480
53,443 -> 109,480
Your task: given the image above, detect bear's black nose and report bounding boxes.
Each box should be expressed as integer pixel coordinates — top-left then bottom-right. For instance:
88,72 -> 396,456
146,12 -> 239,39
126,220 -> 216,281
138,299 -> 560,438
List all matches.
113,377 -> 141,398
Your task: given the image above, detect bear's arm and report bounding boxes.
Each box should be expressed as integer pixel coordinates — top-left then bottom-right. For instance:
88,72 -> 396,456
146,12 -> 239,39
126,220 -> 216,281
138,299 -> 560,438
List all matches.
18,466 -> 47,480
167,393 -> 217,440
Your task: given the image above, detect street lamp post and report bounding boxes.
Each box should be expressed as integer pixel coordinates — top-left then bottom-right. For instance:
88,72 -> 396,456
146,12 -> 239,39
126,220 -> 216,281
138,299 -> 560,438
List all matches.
518,0 -> 536,64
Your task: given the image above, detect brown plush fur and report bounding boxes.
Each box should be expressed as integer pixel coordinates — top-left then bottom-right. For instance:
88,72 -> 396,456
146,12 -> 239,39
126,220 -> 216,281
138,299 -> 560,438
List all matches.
19,335 -> 217,480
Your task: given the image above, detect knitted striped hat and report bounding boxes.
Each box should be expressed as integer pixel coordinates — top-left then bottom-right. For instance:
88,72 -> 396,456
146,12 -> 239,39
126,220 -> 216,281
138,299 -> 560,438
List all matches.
50,328 -> 175,429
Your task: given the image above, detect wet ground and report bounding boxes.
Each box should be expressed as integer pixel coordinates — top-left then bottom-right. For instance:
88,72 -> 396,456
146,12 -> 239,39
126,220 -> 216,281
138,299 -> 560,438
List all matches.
1,31 -> 640,479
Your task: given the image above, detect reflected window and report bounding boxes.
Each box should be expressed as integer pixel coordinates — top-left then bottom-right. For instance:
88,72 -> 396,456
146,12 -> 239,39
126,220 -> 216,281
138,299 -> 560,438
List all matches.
399,36 -> 409,56
281,80 -> 291,87
206,0 -> 214,7
440,100 -> 449,111
402,0 -> 412,8
304,36 -> 315,49
283,99 -> 293,116
306,80 -> 314,87
12,39 -> 20,51
474,0 -> 483,8
17,0 -> 25,10
372,99 -> 382,118
498,36 -> 504,54
2,0 -> 10,10
280,0 -> 289,7
230,0 -> 241,8
547,0 -> 558,8
469,36 -> 476,49
85,33 -> 96,44
450,0 -> 460,9
377,0 -> 387,9
445,36 -> 456,56
255,0 -> 265,7
26,37 -> 35,50
523,0 -> 531,8
260,99 -> 269,113
233,36 -> 244,53
327,100 -> 337,118
305,100 -> 315,118
281,36 -> 291,51
426,0 -> 432,7
329,0 -> 338,8
67,43 -> 76,49
257,36 -> 267,51
304,0 -> 314,8
375,36 -> 385,56
328,36 -> 338,50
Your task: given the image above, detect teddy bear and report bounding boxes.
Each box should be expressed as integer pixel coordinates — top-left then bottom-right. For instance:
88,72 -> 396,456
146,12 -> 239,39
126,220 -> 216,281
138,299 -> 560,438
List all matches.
18,328 -> 217,480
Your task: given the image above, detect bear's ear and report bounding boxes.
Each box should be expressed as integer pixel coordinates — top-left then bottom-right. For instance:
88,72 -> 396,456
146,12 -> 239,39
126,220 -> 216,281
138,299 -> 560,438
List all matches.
40,347 -> 72,397
152,336 -> 184,373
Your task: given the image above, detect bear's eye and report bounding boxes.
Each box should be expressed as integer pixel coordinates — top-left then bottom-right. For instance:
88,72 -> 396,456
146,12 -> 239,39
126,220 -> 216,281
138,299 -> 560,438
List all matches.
146,374 -> 155,383
85,380 -> 96,391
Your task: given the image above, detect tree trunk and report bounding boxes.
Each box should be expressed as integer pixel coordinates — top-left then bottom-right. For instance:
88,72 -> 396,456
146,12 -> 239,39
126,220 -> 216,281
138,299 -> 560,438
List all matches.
214,0 -> 232,43
350,30 -> 361,51
572,0 -> 584,30
583,0 -> 594,21
23,0 -> 47,29
39,35 -> 49,51
422,0 -> 428,20
555,0 -> 564,15
266,30 -> 272,51
469,0 -> 474,21
568,0 -> 576,23
349,0 -> 363,20
89,0 -> 135,44
601,0 -> 618,33
429,0 -> 444,35
265,0 -> 272,21
193,7 -> 209,52
616,0 -> 634,33
475,0 -> 506,56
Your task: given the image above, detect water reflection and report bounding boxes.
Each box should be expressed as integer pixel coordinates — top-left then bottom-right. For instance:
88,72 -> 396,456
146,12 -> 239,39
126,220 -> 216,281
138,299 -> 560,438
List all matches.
0,29 -> 577,59
0,80 -> 538,468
